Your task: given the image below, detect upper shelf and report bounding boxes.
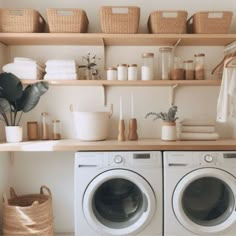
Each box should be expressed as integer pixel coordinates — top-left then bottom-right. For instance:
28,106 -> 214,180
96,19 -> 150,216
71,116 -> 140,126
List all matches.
0,33 -> 236,46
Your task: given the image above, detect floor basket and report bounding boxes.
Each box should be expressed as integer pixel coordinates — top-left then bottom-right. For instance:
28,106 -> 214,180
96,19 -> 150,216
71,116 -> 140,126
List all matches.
148,10 -> 187,34
0,8 -> 45,33
187,11 -> 233,34
46,8 -> 89,33
100,6 -> 140,33
3,186 -> 54,236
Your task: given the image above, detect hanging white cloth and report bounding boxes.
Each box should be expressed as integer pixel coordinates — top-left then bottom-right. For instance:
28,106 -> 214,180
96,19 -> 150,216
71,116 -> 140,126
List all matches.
216,58 -> 236,122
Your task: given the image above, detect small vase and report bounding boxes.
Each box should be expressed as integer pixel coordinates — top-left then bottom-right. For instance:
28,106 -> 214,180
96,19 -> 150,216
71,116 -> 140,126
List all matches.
5,126 -> 23,143
84,68 -> 92,80
161,121 -> 176,141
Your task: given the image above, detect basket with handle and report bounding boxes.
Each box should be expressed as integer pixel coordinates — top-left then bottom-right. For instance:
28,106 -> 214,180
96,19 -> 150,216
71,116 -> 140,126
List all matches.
3,185 -> 53,236
100,6 -> 140,34
46,8 -> 89,33
148,10 -> 188,34
0,8 -> 45,32
187,11 -> 233,34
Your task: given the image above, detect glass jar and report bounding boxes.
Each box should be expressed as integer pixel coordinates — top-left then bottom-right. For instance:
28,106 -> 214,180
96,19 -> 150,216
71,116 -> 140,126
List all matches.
159,47 -> 173,80
128,64 -> 138,80
170,57 -> 184,80
107,67 -> 117,80
117,64 -> 128,80
41,112 -> 50,140
141,53 -> 154,80
52,120 -> 61,140
194,53 -> 205,80
183,60 -> 194,80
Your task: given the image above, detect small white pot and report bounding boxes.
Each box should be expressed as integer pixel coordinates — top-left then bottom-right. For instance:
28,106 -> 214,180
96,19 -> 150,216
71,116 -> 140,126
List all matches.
161,121 -> 176,141
5,126 -> 23,143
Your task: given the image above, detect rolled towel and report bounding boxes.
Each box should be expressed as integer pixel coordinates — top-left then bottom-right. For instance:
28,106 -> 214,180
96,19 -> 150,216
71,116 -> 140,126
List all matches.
181,126 -> 215,133
45,65 -> 78,74
13,57 -> 45,70
46,59 -> 76,67
44,73 -> 78,80
181,119 -> 216,126
3,63 -> 45,74
179,132 -> 219,141
8,71 -> 43,80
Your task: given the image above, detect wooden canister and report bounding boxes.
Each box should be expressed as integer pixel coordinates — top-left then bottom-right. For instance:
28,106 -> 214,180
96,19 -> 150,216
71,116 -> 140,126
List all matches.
27,121 -> 39,140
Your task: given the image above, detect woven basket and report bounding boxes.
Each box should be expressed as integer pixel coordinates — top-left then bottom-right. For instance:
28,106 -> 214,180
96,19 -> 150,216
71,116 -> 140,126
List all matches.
148,10 -> 188,34
187,11 -> 233,34
0,8 -> 45,33
100,6 -> 140,34
3,186 -> 54,236
46,8 -> 89,33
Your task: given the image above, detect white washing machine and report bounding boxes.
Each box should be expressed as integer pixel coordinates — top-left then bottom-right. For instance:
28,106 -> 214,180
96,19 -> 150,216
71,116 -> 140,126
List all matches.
74,151 -> 163,236
164,151 -> 236,236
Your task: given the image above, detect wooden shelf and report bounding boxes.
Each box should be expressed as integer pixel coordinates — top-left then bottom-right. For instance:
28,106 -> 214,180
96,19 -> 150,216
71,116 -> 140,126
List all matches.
0,139 -> 235,152
21,79 -> 221,86
0,33 -> 235,46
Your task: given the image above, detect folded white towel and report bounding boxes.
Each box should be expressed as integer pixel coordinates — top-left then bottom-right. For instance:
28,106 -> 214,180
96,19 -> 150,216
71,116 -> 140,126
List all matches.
13,57 -> 45,69
46,60 -> 76,67
3,63 -> 45,74
181,126 -> 215,133
179,132 -> 219,141
8,71 -> 43,80
44,73 -> 78,80
45,65 -> 78,74
180,119 -> 215,126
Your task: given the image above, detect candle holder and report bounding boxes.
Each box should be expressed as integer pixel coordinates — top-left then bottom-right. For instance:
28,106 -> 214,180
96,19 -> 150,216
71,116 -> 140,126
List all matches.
118,119 -> 126,141
128,118 -> 138,141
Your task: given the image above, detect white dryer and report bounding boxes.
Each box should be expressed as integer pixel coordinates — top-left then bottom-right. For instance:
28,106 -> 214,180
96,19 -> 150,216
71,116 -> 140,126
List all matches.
74,151 -> 163,236
164,151 -> 236,236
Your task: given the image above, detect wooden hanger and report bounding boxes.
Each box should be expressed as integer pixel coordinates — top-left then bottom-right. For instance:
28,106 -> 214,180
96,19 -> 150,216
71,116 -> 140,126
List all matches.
211,51 -> 236,74
225,55 -> 236,68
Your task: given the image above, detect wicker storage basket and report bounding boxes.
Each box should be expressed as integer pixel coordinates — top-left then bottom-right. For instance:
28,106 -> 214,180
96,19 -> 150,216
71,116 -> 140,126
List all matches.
100,6 -> 140,34
46,8 -> 89,33
187,11 -> 233,34
0,8 -> 45,33
148,10 -> 188,34
3,186 -> 53,236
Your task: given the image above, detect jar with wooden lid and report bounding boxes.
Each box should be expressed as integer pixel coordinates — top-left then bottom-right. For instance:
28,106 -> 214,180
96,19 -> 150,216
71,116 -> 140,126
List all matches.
159,47 -> 173,80
194,53 -> 205,80
128,64 -> 138,80
107,67 -> 117,80
41,112 -> 50,140
117,64 -> 128,80
52,120 -> 61,140
141,53 -> 154,80
170,57 -> 184,80
183,60 -> 194,80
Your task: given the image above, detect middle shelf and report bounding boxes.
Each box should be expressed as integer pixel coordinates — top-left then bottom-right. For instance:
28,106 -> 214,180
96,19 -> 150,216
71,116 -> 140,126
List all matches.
21,79 -> 221,86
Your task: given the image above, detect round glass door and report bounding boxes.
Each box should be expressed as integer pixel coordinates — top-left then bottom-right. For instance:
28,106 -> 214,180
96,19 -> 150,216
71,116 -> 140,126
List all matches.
83,169 -> 156,235
173,168 -> 236,235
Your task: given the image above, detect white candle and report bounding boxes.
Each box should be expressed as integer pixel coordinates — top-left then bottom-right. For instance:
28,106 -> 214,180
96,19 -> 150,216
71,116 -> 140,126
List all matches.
131,93 -> 134,118
120,96 -> 123,120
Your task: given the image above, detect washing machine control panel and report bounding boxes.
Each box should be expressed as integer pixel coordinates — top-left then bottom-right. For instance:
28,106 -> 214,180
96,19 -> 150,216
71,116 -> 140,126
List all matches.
204,154 -> 214,163
114,155 -> 123,164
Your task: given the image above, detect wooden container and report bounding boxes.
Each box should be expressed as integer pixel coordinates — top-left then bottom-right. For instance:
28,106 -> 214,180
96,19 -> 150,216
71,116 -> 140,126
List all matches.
0,8 -> 45,32
187,11 -> 233,34
148,10 -> 187,34
100,6 -> 140,33
46,8 -> 89,33
3,186 -> 53,236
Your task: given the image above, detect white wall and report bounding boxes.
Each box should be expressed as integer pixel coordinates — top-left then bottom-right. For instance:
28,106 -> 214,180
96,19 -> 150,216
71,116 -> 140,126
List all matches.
0,0 -> 236,234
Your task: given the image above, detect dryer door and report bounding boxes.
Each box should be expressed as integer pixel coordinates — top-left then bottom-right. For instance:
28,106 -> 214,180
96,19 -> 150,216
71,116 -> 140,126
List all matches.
83,169 -> 156,235
173,168 -> 236,235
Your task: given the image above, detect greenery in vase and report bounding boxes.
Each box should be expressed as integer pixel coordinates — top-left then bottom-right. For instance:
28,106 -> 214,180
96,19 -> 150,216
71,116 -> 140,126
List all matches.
145,105 -> 178,122
0,72 -> 49,126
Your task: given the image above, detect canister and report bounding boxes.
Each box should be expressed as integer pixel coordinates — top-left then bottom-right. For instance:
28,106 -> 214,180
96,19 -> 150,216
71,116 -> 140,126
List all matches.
141,53 -> 154,80
159,47 -> 173,80
194,53 -> 205,80
107,67 -> 117,80
128,64 -> 138,80
184,60 -> 194,80
41,112 -> 50,140
117,64 -> 128,80
52,120 -> 61,140
27,121 -> 39,140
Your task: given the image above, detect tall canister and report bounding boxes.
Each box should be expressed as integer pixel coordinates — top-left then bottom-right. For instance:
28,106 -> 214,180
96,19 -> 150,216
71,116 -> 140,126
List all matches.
141,53 -> 154,80
159,47 -> 173,80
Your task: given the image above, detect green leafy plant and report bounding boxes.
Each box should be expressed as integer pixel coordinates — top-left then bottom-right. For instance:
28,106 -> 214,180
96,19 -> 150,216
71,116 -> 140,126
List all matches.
145,105 -> 178,122
0,72 -> 49,126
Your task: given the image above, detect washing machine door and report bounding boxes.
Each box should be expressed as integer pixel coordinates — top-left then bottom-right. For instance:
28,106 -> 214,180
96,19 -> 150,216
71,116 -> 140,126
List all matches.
173,168 -> 236,235
83,169 -> 156,235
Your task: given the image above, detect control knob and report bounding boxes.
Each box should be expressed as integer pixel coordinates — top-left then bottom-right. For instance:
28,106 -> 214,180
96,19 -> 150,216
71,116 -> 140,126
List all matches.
114,155 -> 123,164
204,154 -> 213,163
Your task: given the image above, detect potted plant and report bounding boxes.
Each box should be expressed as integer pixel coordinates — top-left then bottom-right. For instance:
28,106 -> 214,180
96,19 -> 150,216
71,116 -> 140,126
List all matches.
0,72 -> 49,142
146,105 -> 178,141
79,53 -> 101,80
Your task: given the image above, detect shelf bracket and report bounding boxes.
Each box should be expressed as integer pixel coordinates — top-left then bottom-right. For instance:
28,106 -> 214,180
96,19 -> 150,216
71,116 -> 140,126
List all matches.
170,84 -> 178,106
101,85 -> 107,106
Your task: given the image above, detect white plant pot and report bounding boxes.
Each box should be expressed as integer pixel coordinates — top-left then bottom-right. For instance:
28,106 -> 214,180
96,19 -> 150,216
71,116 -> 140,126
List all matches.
161,122 -> 176,141
5,126 -> 23,143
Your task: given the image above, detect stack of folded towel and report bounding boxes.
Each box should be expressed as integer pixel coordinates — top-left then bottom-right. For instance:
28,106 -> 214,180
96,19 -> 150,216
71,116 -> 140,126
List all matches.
179,119 -> 220,141
44,59 -> 78,80
2,57 -> 45,80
